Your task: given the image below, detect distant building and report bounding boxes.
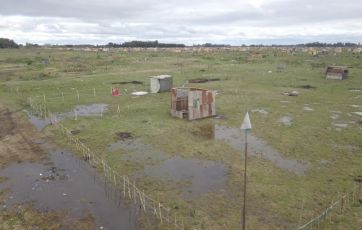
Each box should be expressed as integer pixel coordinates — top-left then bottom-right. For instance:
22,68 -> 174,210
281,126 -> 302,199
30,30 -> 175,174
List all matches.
170,87 -> 216,120
308,48 -> 318,56
325,66 -> 348,80
334,47 -> 343,54
149,75 -> 173,93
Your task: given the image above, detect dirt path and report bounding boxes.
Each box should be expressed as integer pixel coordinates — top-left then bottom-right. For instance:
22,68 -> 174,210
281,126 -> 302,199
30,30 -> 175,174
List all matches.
0,105 -> 47,168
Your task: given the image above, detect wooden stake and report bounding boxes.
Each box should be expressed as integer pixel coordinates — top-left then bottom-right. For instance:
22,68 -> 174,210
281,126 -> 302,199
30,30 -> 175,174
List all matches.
159,203 -> 163,223
242,130 -> 248,230
123,176 -> 126,197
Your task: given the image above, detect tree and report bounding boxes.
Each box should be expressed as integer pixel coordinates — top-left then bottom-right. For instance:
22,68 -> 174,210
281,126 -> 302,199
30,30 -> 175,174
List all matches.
0,38 -> 19,48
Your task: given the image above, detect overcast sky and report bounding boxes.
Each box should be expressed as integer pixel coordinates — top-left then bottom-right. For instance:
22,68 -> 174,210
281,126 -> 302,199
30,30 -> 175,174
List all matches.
1,0 -> 362,45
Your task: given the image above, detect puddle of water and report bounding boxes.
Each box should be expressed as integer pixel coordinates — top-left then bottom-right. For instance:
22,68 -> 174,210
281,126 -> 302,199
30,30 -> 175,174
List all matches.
350,105 -> 362,109
331,144 -> 359,152
26,104 -> 108,130
109,139 -> 228,199
330,114 -> 339,120
251,109 -> 269,115
109,139 -> 168,163
278,116 -> 293,126
330,110 -> 342,114
143,156 -> 227,199
64,104 -> 108,117
303,106 -> 314,112
214,125 -> 308,175
333,123 -> 348,128
26,111 -> 51,131
0,143 -> 136,229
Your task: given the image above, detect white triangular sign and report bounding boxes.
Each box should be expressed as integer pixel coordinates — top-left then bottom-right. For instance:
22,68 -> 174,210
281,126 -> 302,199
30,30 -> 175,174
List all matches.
240,112 -> 252,130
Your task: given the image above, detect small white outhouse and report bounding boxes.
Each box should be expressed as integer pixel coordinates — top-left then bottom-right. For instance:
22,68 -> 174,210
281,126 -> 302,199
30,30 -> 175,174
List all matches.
149,75 -> 173,93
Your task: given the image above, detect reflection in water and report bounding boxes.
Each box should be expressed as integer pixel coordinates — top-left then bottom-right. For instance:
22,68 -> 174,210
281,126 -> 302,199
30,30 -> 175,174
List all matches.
0,143 -> 136,230
144,156 -> 227,199
109,138 -> 228,199
26,104 -> 108,130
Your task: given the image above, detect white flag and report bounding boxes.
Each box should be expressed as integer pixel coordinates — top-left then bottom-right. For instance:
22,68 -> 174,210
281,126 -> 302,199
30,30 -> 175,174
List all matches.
240,112 -> 252,130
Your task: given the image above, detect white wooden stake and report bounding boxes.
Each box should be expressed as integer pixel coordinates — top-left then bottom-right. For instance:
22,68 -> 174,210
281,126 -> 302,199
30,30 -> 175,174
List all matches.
123,176 -> 126,197
93,88 -> 96,97
159,203 -> 163,223
76,90 -> 80,101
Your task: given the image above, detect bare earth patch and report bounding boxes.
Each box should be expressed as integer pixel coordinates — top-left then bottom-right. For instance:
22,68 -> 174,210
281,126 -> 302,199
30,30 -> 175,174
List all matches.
0,105 -> 47,168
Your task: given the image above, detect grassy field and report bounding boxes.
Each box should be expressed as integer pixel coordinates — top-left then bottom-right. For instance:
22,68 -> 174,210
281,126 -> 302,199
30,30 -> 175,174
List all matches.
0,47 -> 361,229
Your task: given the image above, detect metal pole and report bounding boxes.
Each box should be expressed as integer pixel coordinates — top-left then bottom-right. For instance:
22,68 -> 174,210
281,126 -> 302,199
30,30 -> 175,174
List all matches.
243,130 -> 248,230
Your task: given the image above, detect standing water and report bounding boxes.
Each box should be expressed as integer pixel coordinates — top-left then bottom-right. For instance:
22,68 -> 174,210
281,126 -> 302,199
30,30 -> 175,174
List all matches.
214,125 -> 308,175
0,142 -> 136,229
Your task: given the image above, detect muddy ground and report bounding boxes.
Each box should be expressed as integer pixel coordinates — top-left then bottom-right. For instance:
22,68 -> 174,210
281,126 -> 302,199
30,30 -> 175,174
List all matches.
0,104 -> 95,229
0,105 -> 47,168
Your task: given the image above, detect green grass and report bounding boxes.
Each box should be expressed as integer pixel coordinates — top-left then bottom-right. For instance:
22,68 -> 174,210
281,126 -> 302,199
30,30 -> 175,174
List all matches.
0,47 -> 361,229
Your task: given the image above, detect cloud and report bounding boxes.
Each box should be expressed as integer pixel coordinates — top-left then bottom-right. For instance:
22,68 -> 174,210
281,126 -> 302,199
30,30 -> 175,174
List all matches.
0,0 -> 361,45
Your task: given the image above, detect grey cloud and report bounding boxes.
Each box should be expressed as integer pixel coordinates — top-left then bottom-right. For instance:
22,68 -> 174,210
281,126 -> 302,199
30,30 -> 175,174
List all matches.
0,0 -> 156,20
1,0 -> 362,44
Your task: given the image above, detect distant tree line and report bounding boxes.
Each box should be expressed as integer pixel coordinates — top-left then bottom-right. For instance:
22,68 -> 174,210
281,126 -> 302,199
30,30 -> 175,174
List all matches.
0,38 -> 19,48
106,40 -> 185,48
248,42 -> 361,47
192,43 -> 231,47
1,37 -> 360,49
296,42 -> 360,47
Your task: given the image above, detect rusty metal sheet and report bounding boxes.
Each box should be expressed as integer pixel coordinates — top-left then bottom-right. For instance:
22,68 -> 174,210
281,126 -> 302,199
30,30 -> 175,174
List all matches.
171,87 -> 216,120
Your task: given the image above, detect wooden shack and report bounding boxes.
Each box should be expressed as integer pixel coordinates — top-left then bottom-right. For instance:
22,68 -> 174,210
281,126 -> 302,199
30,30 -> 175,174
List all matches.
325,66 -> 348,80
171,87 -> 216,120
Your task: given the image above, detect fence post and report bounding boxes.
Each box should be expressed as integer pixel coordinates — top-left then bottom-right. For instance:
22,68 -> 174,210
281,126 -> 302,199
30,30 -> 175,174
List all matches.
62,92 -> 64,102
76,90 -> 80,101
133,182 -> 137,204
159,203 -> 163,224
123,176 -> 126,198
93,88 -> 96,97
340,196 -> 344,214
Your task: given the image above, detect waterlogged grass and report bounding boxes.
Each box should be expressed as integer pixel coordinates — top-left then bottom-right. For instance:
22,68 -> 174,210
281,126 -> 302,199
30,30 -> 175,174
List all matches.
0,48 -> 361,229
0,204 -> 95,230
